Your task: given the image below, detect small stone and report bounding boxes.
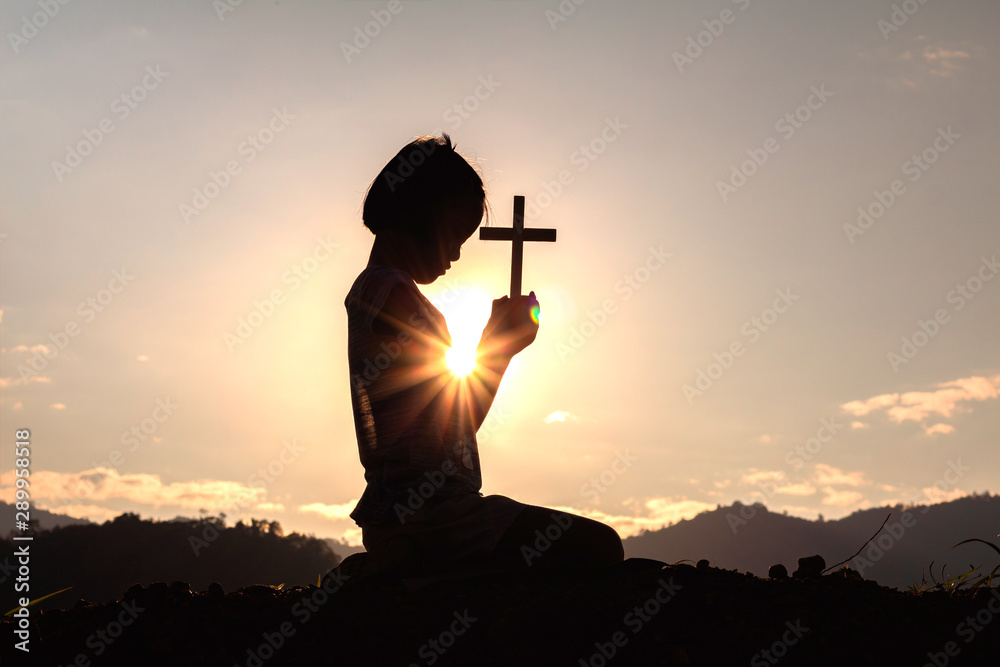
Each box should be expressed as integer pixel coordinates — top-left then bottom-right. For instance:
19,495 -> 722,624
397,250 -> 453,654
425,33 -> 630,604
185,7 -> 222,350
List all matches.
696,559 -> 710,570
793,554 -> 825,578
123,583 -> 144,601
208,582 -> 225,598
169,580 -> 190,595
148,581 -> 169,603
768,564 -> 788,579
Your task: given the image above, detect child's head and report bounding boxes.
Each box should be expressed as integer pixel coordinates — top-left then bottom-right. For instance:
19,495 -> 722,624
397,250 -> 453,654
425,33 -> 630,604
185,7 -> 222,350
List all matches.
363,134 -> 488,282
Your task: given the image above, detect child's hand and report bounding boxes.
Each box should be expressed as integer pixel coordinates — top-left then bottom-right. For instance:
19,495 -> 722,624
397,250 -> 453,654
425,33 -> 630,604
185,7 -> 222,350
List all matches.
479,291 -> 540,361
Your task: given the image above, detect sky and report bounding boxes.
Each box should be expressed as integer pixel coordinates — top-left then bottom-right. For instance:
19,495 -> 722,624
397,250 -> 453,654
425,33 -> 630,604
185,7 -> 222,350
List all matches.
1,0 -> 998,549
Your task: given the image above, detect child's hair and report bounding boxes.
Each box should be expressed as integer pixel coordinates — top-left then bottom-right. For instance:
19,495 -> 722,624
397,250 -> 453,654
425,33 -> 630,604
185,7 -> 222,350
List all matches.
362,134 -> 489,238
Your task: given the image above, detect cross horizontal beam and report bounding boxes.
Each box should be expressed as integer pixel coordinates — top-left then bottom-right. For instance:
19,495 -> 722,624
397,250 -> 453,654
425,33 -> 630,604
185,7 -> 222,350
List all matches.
479,228 -> 557,242
479,195 -> 557,297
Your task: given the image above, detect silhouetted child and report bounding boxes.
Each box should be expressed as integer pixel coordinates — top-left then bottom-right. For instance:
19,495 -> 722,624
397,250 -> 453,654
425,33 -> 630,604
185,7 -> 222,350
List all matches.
342,134 -> 623,580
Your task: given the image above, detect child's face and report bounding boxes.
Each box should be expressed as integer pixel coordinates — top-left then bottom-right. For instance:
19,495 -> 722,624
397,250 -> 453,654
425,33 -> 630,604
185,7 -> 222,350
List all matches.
411,197 -> 483,284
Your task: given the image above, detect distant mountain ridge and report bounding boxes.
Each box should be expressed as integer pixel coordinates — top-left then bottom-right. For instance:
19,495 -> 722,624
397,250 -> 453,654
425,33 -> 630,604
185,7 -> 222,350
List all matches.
0,500 -> 91,532
623,493 -> 1000,589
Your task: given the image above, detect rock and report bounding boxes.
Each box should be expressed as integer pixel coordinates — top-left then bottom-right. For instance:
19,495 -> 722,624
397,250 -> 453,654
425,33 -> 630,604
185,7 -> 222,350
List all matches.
793,554 -> 826,578
207,581 -> 225,598
768,563 -> 788,579
697,559 -> 710,570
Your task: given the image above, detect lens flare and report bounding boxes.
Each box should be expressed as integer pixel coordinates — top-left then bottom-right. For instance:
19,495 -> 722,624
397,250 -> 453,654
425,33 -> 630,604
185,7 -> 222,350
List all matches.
446,345 -> 477,376
530,302 -> 541,325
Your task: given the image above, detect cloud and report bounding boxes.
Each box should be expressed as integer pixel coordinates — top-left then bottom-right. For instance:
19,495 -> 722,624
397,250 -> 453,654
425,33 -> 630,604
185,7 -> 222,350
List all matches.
840,375 -> 999,433
549,496 -> 716,539
856,38 -> 978,90
758,434 -> 771,444
921,46 -> 971,77
919,486 -> 967,505
821,487 -> 865,508
842,393 -> 899,416
775,482 -> 817,496
850,421 -> 867,429
545,411 -> 579,424
38,503 -> 120,523
0,376 -> 51,386
298,500 -> 358,522
814,464 -> 867,487
51,403 -> 66,410
713,479 -> 732,489
741,469 -> 784,485
0,467 -> 267,511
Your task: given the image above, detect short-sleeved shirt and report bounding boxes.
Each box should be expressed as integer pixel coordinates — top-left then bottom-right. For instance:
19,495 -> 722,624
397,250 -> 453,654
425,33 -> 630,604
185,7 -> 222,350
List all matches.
345,265 -> 483,526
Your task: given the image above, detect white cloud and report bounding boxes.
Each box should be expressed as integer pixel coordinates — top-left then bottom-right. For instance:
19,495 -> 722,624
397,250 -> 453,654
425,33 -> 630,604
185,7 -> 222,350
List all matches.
298,500 -> 358,522
840,375 -> 999,434
550,496 -> 716,539
0,468 -> 267,512
741,469 -> 785,485
821,487 -> 865,508
544,411 -> 579,424
775,482 -> 817,496
919,486 -> 967,505
814,464 -> 867,487
38,503 -> 120,523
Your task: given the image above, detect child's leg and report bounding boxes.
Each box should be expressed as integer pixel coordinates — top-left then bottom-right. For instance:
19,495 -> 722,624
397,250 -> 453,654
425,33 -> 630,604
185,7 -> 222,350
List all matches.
493,505 -> 624,569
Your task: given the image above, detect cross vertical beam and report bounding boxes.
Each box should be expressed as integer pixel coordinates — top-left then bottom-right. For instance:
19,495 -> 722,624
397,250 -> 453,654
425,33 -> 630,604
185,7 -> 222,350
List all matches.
479,195 -> 557,297
510,195 -> 525,298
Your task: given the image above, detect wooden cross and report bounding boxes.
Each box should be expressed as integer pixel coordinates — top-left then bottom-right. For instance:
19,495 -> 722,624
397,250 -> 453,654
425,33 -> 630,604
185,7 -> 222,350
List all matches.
479,195 -> 557,297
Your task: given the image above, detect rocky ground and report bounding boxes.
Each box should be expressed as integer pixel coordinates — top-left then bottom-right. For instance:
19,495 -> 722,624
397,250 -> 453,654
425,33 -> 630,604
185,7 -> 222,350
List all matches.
3,558 -> 999,666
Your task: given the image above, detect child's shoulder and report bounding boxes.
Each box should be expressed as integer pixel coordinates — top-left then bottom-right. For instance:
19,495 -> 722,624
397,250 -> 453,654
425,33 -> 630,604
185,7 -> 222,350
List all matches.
346,265 -> 422,317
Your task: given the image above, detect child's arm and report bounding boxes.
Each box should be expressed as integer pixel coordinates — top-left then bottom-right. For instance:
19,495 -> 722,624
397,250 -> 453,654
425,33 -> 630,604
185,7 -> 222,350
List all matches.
468,293 -> 539,431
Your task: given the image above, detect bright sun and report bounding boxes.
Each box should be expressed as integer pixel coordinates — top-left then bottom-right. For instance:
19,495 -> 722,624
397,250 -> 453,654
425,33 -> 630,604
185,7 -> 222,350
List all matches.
446,345 -> 478,376
428,286 -> 492,378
